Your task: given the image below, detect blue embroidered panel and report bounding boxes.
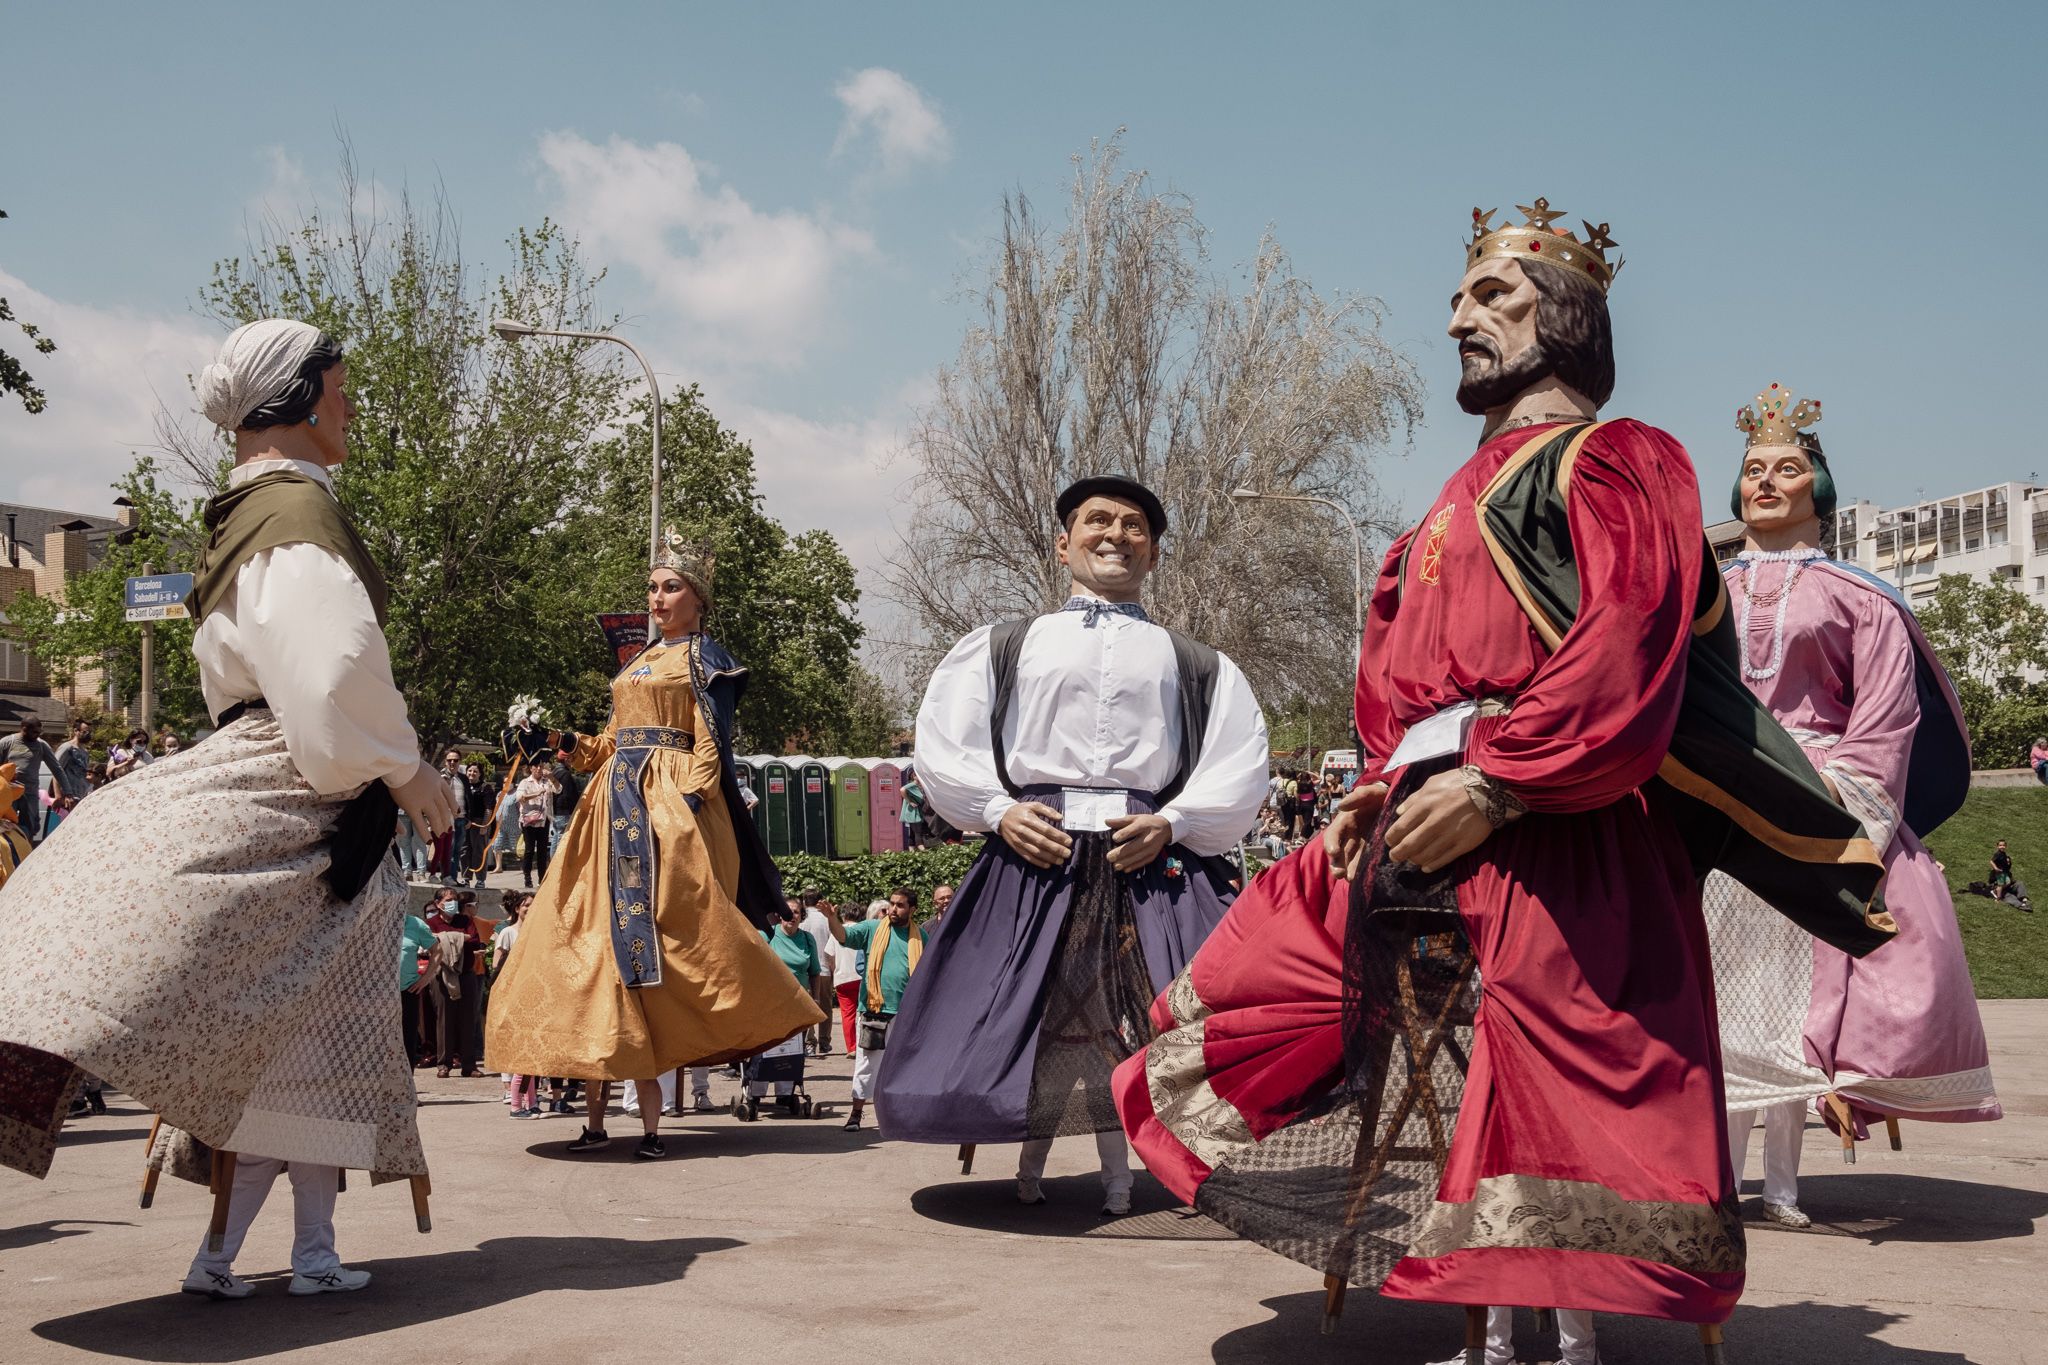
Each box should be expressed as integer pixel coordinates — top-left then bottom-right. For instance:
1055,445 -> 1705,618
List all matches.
606,727 -> 694,989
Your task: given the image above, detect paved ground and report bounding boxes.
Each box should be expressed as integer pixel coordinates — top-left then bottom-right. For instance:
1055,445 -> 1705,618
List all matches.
4,1004 -> 2044,1365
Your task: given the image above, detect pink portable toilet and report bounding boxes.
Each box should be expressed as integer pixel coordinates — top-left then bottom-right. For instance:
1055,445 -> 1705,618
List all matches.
863,759 -> 904,852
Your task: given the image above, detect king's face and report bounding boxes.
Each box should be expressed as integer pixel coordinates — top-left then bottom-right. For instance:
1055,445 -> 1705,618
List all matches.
1448,257 -> 1542,378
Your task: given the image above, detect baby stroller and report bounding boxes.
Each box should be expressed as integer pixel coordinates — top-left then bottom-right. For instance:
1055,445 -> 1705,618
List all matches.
731,1032 -> 830,1121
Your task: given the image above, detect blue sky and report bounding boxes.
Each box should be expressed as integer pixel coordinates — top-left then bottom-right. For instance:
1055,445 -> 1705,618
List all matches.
5,2 -> 2043,601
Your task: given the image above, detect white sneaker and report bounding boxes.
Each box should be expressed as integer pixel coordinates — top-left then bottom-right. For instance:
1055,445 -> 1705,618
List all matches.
1761,1200 -> 1812,1229
181,1268 -> 253,1300
1016,1176 -> 1045,1205
288,1267 -> 371,1295
1101,1188 -> 1132,1216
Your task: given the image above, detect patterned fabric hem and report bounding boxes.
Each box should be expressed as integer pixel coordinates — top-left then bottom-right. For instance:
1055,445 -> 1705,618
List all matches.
1408,1175 -> 1745,1277
1145,969 -> 1256,1169
1832,1065 -> 2001,1116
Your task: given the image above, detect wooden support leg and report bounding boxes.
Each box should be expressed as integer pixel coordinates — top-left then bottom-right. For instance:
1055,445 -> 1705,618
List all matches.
1824,1093 -> 1857,1165
1462,1306 -> 1488,1364
1533,1307 -> 1554,1334
1320,1273 -> 1346,1336
409,1174 -> 432,1234
139,1116 -> 163,1210
958,1143 -> 976,1175
1885,1116 -> 1903,1152
206,1150 -> 237,1254
1700,1320 -> 1726,1362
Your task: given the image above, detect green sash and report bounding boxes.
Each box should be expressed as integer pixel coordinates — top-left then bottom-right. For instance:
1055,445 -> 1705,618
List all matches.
1472,422 -> 1893,957
191,470 -> 389,628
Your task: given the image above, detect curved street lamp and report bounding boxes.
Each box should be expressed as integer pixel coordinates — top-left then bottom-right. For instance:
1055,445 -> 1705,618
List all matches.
1228,487 -> 1366,643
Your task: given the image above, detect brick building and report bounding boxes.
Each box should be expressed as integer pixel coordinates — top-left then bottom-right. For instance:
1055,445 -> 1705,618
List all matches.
0,498 -> 128,731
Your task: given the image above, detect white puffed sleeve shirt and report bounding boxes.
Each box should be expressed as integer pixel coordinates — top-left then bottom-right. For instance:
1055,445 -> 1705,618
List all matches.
913,596 -> 1270,857
192,458 -> 421,796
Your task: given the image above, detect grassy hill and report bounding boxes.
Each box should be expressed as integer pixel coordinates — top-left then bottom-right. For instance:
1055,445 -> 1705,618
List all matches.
1921,786 -> 2048,997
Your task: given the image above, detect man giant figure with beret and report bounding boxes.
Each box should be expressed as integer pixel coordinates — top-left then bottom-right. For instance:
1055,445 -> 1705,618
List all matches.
881,476 -> 1269,1214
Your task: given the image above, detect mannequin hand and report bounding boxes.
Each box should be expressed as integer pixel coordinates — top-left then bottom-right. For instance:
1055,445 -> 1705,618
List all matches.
391,759 -> 458,841
1385,770 -> 1492,873
1322,781 -> 1389,882
1106,813 -> 1173,872
999,802 -> 1073,869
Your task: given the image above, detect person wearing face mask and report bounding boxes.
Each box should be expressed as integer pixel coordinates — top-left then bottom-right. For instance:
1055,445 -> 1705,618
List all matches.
485,532 -> 821,1161
1706,386 -> 1996,1233
0,318 -> 453,1300
887,475 -> 1270,1216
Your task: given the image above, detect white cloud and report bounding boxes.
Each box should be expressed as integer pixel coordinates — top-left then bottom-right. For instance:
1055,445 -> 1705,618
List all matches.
536,132 -> 875,372
723,393 -> 916,576
833,68 -> 951,175
0,270 -> 218,512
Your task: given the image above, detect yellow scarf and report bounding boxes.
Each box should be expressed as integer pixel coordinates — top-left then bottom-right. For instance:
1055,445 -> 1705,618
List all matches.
864,920 -> 922,1016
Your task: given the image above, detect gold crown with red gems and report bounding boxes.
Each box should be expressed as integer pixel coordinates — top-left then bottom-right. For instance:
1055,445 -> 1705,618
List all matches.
1736,382 -> 1822,451
1466,198 -> 1622,292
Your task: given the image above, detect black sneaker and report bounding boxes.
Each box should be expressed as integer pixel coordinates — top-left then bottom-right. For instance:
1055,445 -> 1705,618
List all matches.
634,1134 -> 665,1160
566,1127 -> 610,1153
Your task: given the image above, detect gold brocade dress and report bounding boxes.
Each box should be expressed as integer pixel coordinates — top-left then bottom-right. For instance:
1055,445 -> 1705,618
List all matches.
485,637 -> 821,1080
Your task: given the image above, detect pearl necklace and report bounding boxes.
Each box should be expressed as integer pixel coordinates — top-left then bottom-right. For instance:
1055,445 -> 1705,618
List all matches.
1734,548 -> 1824,681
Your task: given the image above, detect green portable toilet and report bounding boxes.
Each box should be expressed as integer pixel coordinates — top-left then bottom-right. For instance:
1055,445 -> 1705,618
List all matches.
824,758 -> 870,858
759,758 -> 796,857
736,755 -> 770,839
792,756 -> 831,856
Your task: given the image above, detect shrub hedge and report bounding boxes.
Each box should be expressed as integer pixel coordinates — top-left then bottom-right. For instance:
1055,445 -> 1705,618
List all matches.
773,842 -> 985,915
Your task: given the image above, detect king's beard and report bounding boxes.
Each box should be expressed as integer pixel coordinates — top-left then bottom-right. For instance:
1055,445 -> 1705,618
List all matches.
1455,340 -> 1555,415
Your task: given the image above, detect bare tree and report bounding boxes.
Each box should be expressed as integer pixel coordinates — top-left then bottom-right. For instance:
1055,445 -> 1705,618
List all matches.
884,135 -> 1422,715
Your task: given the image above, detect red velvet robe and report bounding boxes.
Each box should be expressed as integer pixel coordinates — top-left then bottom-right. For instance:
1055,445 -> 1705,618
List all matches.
1116,419 -> 1742,1323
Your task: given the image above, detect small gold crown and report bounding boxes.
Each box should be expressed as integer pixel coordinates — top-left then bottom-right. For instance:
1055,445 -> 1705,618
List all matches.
1466,198 -> 1621,292
1736,382 -> 1822,450
651,527 -> 716,606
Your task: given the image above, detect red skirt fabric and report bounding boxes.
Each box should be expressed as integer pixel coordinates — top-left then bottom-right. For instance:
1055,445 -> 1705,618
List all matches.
1115,785 -> 1743,1323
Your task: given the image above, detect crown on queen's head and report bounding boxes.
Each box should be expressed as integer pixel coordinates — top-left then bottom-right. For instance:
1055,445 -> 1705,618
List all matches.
1736,382 -> 1822,451
651,527 -> 715,593
1467,198 -> 1621,293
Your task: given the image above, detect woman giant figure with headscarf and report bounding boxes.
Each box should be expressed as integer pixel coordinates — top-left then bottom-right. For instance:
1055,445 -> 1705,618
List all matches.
0,320 -> 457,1298
485,534 -> 822,1159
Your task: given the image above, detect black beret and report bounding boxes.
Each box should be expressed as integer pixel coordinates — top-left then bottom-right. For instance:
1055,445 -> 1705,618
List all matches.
1055,475 -> 1167,537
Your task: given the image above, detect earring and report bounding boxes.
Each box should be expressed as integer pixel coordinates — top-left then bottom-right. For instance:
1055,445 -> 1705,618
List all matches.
307,413 -> 319,426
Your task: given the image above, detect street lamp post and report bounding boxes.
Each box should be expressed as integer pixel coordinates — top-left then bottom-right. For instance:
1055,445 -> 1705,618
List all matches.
1228,487 -> 1366,643
492,319 -> 664,639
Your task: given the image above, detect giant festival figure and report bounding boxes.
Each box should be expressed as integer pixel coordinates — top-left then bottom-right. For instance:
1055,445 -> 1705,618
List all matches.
0,320 -> 457,1298
883,476 -> 1269,1213
485,533 -> 822,1160
1707,385 -> 1997,1230
1114,202 -> 1897,1362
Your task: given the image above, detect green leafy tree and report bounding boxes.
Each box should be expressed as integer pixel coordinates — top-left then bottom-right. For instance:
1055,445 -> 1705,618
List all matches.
1,209 -> 58,414
4,458 -> 209,729
1914,572 -> 2048,768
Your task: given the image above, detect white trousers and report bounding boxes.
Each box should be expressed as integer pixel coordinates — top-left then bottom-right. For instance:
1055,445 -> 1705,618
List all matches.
1017,1130 -> 1133,1197
688,1066 -> 709,1095
188,1157 -> 340,1278
1729,1100 -> 1805,1207
1470,1306 -> 1596,1365
852,1044 -> 882,1101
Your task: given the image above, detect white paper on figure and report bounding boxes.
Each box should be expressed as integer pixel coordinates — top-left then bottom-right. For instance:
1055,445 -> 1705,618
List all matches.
1061,789 -> 1130,832
1383,699 -> 1479,771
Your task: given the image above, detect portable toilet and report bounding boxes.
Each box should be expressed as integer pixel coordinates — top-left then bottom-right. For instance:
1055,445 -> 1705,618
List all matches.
759,757 -> 797,857
862,759 -> 904,852
791,756 -> 832,856
736,755 -> 771,839
820,758 -> 870,858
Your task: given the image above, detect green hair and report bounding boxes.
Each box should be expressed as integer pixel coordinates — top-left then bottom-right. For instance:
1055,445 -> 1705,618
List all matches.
1731,435 -> 1835,524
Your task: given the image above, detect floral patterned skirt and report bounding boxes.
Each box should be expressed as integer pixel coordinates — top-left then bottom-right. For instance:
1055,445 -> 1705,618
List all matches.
0,713 -> 424,1180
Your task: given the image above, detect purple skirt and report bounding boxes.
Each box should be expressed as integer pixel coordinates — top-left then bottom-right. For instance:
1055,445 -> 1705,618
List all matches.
877,788 -> 1237,1144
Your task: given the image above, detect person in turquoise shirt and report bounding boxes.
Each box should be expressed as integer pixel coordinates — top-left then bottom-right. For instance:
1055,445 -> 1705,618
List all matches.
763,900 -> 824,987
398,913 -> 435,1066
826,887 -> 924,1131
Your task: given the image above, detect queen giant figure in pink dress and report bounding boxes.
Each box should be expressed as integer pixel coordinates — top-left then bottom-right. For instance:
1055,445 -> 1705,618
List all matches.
1707,384 -> 1999,1230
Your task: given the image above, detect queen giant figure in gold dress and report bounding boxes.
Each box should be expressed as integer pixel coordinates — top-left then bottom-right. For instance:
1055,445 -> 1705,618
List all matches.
487,535 -> 821,1150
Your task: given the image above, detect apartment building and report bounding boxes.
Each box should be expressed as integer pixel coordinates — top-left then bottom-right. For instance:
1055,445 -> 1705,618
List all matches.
1706,480 -> 2048,612
0,498 -> 128,728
